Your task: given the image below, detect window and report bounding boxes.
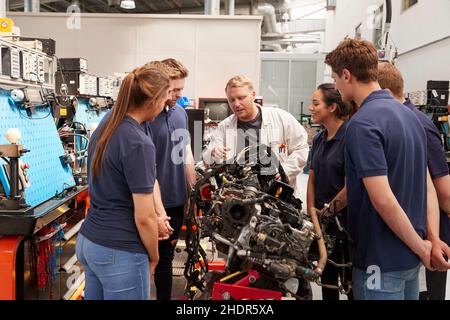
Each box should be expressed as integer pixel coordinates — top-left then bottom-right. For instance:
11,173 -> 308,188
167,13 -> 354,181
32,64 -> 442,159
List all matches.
289,61 -> 317,118
402,0 -> 418,12
260,60 -> 290,111
355,23 -> 362,40
260,59 -> 317,118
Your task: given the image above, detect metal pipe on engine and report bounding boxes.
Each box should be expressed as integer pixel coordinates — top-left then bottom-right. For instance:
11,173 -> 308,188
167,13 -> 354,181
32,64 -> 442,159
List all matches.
309,207 -> 327,276
212,232 -> 235,247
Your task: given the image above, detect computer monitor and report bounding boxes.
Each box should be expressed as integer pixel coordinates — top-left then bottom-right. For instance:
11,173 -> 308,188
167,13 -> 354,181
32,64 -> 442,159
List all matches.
198,98 -> 231,122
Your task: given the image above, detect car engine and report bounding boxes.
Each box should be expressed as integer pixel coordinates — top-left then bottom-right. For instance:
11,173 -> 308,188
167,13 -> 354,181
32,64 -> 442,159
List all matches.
184,145 -> 344,300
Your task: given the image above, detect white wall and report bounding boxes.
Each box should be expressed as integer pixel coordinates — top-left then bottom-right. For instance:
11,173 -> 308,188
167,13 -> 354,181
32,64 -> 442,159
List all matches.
396,37 -> 450,92
8,12 -> 262,102
324,0 -> 450,92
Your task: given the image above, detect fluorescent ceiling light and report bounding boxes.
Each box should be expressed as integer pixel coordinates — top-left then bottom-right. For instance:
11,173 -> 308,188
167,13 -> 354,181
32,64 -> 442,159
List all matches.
120,0 -> 135,9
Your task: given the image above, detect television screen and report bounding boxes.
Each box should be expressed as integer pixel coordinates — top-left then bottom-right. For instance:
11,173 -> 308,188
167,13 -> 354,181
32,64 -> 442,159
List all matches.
198,98 -> 231,122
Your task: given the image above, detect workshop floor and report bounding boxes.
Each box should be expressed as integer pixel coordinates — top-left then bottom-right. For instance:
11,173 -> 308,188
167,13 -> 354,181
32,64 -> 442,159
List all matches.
156,173 -> 450,300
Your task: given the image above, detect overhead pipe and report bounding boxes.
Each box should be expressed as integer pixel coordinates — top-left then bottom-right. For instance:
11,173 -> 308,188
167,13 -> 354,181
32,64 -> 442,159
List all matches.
204,0 -> 220,15
24,0 -> 40,13
256,3 -> 280,34
225,0 -> 235,15
256,3 -> 283,51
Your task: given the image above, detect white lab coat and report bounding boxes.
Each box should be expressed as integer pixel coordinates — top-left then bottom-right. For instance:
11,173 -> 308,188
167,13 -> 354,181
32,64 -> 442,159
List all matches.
203,106 -> 309,189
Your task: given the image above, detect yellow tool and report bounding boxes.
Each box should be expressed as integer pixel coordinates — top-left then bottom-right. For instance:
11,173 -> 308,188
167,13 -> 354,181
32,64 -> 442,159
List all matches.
220,271 -> 242,282
275,187 -> 283,198
0,18 -> 13,33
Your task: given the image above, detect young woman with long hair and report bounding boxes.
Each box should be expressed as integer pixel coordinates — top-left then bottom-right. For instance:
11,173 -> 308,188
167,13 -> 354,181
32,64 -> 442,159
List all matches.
76,62 -> 172,300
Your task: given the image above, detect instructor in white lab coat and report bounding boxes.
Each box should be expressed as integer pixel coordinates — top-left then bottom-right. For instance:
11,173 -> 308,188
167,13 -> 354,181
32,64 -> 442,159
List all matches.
203,75 -> 309,192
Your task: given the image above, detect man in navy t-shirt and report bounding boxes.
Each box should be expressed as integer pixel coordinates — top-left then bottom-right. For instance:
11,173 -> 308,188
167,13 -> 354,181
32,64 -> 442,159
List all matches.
325,38 -> 433,300
378,62 -> 450,300
146,58 -> 196,300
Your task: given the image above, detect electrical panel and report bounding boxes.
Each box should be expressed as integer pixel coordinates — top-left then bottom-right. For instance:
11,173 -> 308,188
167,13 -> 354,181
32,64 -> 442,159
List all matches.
10,47 -> 21,79
427,80 -> 449,107
97,77 -> 114,97
57,58 -> 88,73
2,46 -> 21,78
0,38 -> 55,87
21,51 -> 35,81
20,37 -> 55,56
37,56 -> 45,83
55,71 -> 98,96
79,73 -> 97,96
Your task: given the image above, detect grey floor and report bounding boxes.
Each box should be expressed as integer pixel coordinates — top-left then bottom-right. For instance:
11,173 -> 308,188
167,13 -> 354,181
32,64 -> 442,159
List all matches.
155,173 -> 450,300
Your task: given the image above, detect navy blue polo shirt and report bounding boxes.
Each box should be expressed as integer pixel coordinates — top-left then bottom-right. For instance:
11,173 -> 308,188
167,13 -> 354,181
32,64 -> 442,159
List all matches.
81,115 -> 156,254
345,90 -> 427,272
404,99 -> 450,245
310,122 -> 348,226
147,105 -> 189,208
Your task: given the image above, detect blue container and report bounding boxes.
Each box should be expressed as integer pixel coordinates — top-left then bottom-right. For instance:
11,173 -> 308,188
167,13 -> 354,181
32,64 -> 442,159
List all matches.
177,96 -> 190,108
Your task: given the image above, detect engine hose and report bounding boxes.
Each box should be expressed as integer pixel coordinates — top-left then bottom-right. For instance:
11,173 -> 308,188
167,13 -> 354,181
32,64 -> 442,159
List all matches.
295,266 -> 319,281
327,259 -> 352,268
318,282 -> 353,295
241,195 -> 269,205
212,232 -> 235,247
309,207 -> 327,276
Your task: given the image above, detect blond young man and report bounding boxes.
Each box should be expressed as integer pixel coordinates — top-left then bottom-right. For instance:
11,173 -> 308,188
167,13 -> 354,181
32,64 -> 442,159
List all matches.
146,58 -> 196,300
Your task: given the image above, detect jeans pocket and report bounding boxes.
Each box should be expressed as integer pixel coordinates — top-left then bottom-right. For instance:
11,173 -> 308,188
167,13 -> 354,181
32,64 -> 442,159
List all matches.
134,252 -> 149,266
86,241 -> 115,266
379,273 -> 405,293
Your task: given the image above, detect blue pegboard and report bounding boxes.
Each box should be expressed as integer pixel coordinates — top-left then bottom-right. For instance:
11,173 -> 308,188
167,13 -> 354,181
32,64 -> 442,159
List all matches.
0,89 -> 76,207
73,97 -> 110,129
72,97 -> 110,167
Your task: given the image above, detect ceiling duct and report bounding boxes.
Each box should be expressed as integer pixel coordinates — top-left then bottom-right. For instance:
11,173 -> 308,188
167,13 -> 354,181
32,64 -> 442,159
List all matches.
257,3 -> 280,34
257,3 -> 286,52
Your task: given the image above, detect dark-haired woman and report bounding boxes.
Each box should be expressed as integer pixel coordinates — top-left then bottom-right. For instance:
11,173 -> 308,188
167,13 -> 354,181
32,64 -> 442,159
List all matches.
76,62 -> 172,300
306,83 -> 353,300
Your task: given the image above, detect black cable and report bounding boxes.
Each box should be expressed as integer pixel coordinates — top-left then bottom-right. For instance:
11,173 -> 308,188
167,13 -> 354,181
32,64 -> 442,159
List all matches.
1,157 -> 10,164
183,190 -> 209,299
17,104 -> 52,120
57,182 -> 77,199
68,121 -> 87,133
54,55 -> 69,98
385,0 -> 392,24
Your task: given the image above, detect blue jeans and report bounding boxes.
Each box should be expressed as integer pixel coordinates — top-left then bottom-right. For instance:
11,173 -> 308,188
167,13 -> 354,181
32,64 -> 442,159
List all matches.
76,233 -> 150,300
352,264 -> 421,300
